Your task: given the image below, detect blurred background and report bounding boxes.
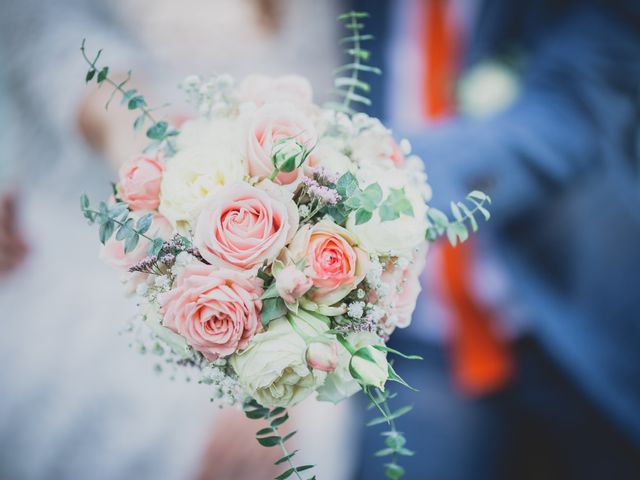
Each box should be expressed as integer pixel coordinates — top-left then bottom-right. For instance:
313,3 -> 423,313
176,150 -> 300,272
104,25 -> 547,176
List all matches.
1,0 -> 639,479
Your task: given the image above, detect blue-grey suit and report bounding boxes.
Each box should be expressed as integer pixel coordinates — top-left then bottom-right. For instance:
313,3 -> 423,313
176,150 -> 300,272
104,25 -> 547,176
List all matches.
352,1 -> 640,478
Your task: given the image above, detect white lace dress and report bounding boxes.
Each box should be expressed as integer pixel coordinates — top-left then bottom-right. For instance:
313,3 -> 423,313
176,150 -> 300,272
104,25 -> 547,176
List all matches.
0,1 -> 353,478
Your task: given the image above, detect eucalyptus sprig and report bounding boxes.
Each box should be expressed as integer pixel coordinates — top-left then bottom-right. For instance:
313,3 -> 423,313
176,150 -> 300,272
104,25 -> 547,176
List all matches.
425,190 -> 492,245
80,39 -> 179,156
80,193 -> 164,256
365,388 -> 414,480
244,399 -> 316,480
325,171 -> 414,226
328,11 -> 381,115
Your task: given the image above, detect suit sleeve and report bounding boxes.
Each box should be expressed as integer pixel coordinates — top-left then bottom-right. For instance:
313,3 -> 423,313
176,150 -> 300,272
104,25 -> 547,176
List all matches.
411,5 -> 640,225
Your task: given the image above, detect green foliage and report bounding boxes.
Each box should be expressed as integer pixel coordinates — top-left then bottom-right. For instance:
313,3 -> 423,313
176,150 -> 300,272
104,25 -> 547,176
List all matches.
80,39 -> 179,157
328,11 -> 381,114
80,193 -> 161,255
425,190 -> 492,246
364,388 -> 414,480
260,297 -> 288,327
244,399 -> 316,480
328,172 -> 416,226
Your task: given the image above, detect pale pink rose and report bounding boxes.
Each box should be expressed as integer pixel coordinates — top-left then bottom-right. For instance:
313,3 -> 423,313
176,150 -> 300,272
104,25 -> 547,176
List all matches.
275,265 -> 313,304
239,74 -> 313,107
194,182 -> 298,270
287,220 -> 369,305
99,212 -> 172,271
117,155 -> 164,210
384,245 -> 428,329
246,103 -> 318,185
161,263 -> 263,361
306,341 -> 339,373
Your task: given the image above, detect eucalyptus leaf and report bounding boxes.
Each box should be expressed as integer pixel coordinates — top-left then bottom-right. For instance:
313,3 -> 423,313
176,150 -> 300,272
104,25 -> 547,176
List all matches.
355,208 -> 373,225
146,121 -> 169,140
260,297 -> 287,327
124,233 -> 140,254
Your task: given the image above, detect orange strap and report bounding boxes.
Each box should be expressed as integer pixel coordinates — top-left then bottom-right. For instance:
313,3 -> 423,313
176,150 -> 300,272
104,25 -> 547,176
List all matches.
422,0 -> 513,395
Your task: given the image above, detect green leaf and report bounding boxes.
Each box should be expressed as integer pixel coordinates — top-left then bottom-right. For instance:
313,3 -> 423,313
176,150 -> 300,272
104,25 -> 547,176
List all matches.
97,66 -> 109,83
355,208 -> 373,225
85,68 -> 96,83
366,406 -> 413,427
270,413 -> 289,428
335,171 -> 359,197
362,183 -> 383,207
384,462 -> 405,480
375,448 -> 395,457
136,213 -> 153,235
147,237 -> 164,256
257,436 -> 282,447
282,431 -> 297,443
260,297 -> 287,327
256,427 -> 275,436
334,76 -> 370,92
270,407 -> 287,417
260,282 -> 280,300
121,89 -> 137,105
450,201 -> 463,222
274,450 -> 299,465
128,95 -> 146,110
344,196 -> 361,209
98,220 -> 114,244
133,114 -> 145,132
457,202 -> 478,232
146,121 -> 169,140
124,233 -> 140,253
275,468 -> 295,480
245,408 -> 269,420
80,193 -> 89,210
384,431 -> 407,450
379,202 -> 399,222
116,218 -> 135,241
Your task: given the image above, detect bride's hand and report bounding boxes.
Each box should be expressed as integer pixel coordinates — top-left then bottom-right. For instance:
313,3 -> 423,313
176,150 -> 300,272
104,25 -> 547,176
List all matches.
196,407 -> 283,480
0,192 -> 28,275
77,76 -> 150,170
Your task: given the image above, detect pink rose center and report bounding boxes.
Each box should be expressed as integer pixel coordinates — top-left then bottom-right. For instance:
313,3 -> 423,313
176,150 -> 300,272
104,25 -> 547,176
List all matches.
309,234 -> 354,284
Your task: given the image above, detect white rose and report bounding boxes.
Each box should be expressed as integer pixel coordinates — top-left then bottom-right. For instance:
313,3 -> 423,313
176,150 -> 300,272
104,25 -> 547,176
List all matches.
350,344 -> 389,390
230,311 -> 328,408
316,331 -> 382,403
159,117 -> 248,229
308,137 -> 354,177
346,167 -> 428,256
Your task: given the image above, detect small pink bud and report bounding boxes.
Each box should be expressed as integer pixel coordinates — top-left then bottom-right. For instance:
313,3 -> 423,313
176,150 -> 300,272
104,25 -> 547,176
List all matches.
275,265 -> 312,304
306,341 -> 340,373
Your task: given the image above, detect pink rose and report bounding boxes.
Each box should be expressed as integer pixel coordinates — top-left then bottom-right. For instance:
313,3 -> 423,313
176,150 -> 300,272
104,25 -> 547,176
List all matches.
274,265 -> 313,304
194,182 -> 298,270
117,155 -> 164,211
246,104 -> 318,185
239,74 -> 313,107
161,263 -> 263,361
287,220 -> 369,305
306,341 -> 339,373
99,212 -> 171,271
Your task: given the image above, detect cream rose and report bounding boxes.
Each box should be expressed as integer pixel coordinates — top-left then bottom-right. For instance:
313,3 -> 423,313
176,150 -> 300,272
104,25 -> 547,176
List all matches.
159,117 -> 248,229
316,331 -> 382,403
193,181 -> 298,271
346,167 -> 428,256
230,311 -> 328,408
287,220 -> 369,305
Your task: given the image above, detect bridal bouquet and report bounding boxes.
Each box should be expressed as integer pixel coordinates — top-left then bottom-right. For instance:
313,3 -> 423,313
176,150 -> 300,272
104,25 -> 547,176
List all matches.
80,12 -> 490,480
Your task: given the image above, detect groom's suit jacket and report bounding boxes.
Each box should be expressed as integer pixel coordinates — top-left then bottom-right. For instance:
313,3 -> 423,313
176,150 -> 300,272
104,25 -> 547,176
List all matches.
356,0 -> 640,444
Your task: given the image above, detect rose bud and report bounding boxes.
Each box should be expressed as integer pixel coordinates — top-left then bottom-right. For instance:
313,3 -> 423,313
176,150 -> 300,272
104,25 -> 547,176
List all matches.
272,138 -> 306,173
275,264 -> 313,304
306,341 -> 339,373
349,345 -> 389,390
